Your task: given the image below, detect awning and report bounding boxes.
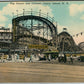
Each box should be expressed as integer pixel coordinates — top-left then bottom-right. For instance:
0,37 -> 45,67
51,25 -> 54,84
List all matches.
43,50 -> 59,54
0,49 -> 9,52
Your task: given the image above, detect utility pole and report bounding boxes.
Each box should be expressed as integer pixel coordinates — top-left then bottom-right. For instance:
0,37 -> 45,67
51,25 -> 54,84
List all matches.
55,22 -> 58,50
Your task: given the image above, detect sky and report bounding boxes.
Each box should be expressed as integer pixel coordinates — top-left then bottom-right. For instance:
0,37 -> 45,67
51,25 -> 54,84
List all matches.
0,1 -> 84,45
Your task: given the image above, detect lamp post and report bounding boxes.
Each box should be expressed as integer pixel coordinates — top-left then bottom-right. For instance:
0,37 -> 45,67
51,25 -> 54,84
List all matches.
39,9 -> 41,17
12,12 -> 14,18
23,9 -> 25,16
31,8 -> 32,15
52,17 -> 54,23
47,13 -> 48,19
16,10 -> 18,17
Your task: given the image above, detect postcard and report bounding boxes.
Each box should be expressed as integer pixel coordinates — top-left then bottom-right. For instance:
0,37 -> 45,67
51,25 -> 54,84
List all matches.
0,1 -> 84,83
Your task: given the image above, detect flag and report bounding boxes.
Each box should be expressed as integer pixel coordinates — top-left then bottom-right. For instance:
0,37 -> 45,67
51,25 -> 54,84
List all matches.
63,28 -> 67,31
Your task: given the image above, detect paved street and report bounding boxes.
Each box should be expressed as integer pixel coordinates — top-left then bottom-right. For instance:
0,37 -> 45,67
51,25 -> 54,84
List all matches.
0,62 -> 84,82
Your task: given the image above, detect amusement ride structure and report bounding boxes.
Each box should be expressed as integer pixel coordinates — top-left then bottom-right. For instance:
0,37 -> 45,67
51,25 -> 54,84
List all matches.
11,9 -> 80,53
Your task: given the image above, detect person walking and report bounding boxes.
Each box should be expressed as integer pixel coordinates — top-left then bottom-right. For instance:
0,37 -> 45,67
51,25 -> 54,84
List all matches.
48,54 -> 51,61
70,54 -> 73,64
64,54 -> 67,63
58,54 -> 61,62
61,54 -> 64,63
29,53 -> 32,62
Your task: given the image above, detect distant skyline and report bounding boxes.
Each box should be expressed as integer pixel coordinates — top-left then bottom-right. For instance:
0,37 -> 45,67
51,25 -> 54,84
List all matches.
0,1 -> 84,44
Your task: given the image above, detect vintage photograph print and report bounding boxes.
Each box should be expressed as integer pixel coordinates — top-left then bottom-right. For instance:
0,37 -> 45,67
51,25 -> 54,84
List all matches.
0,1 -> 84,82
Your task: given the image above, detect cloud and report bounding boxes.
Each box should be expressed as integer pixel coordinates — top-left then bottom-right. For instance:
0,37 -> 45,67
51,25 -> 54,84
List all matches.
0,12 -> 7,22
1,3 -> 53,17
80,15 -> 84,20
8,24 -> 12,32
0,23 -> 5,27
57,23 -> 69,34
69,4 -> 84,16
8,24 -> 12,28
73,34 -> 84,45
69,4 -> 79,16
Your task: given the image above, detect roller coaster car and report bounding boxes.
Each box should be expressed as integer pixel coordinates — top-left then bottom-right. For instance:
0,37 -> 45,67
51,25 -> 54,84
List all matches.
43,50 -> 59,60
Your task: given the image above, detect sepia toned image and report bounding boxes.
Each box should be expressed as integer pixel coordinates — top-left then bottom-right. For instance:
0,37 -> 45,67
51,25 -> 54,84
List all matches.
0,1 -> 84,82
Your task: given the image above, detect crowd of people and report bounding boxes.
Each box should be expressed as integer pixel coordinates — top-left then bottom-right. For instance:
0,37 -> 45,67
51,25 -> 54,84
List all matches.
28,53 -> 74,64
0,52 -> 74,64
58,54 -> 73,64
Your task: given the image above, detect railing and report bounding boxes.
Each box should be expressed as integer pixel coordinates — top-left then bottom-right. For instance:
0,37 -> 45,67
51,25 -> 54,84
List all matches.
13,11 -> 55,23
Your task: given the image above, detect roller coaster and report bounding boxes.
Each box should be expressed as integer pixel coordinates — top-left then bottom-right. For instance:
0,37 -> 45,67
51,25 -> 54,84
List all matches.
11,10 -> 81,54
0,10 -> 83,62
12,10 -> 58,49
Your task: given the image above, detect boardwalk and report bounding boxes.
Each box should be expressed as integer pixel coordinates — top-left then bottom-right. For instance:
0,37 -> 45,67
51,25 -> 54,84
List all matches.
0,62 -> 84,82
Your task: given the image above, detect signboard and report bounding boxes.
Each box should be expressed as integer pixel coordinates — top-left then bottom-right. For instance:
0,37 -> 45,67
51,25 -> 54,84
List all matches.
28,45 -> 48,49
